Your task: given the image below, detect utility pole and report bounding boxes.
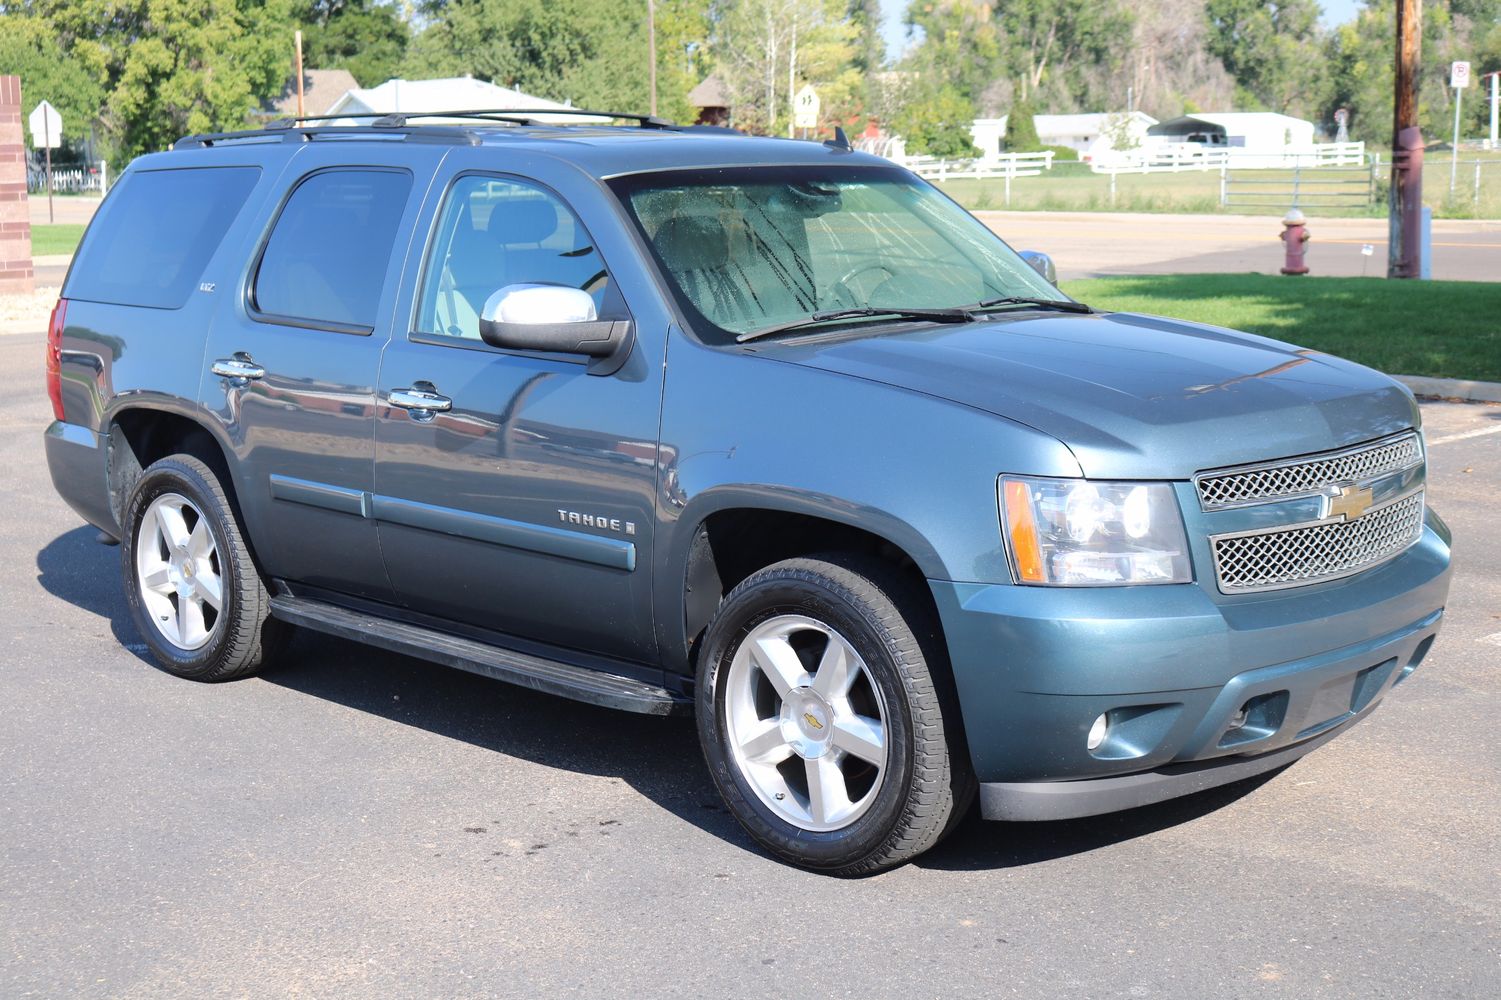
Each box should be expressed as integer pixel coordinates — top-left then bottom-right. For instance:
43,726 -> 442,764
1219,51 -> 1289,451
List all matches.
1388,0 -> 1423,279
1489,71 -> 1500,148
646,1 -> 657,117
294,30 -> 305,120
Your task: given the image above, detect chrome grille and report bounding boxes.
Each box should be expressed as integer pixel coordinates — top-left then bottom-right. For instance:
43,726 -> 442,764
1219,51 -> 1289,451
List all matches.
1212,491 -> 1425,594
1196,433 -> 1422,509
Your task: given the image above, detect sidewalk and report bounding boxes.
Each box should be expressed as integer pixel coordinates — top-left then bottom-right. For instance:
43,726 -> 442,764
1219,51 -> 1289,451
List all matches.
29,194 -> 102,226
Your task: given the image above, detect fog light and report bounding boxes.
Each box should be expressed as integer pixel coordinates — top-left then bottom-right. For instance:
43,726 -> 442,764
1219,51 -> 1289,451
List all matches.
1086,713 -> 1109,751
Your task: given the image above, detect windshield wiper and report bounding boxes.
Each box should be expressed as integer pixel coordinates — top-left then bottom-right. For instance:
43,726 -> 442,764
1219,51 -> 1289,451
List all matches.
736,307 -> 974,344
965,295 -> 1094,314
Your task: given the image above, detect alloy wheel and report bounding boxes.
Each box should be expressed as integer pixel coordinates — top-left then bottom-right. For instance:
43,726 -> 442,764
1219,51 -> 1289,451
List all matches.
724,614 -> 889,832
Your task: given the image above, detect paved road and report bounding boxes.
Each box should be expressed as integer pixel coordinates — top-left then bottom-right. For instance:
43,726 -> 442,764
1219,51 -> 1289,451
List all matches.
1,331 -> 1498,998
979,211 -> 1501,283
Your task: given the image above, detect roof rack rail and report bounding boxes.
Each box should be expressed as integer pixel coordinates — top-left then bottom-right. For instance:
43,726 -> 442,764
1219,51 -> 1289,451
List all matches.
174,124 -> 484,150
263,108 -> 676,131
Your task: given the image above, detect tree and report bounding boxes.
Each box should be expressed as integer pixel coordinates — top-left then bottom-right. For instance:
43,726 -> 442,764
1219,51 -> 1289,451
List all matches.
890,85 -> 980,157
295,1 -> 410,87
0,16 -> 105,157
405,0 -> 708,123
711,0 -> 860,133
1325,0 -> 1461,142
1205,0 -> 1328,117
34,0 -> 295,160
902,1 -> 1130,115
1003,100 -> 1041,150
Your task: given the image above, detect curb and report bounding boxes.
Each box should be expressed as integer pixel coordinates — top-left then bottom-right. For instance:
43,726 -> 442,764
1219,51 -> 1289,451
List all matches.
1395,375 -> 1501,404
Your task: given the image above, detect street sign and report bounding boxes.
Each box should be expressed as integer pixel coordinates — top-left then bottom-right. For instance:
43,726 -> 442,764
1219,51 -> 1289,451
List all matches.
793,86 -> 819,130
1451,61 -> 1471,89
28,100 -> 62,148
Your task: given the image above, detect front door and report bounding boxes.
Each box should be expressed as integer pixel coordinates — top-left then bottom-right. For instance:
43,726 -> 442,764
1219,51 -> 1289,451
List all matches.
201,145 -> 436,603
374,168 -> 664,662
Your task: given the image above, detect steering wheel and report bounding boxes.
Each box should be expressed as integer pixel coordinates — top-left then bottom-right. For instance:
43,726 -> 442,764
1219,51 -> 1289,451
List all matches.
831,262 -> 896,308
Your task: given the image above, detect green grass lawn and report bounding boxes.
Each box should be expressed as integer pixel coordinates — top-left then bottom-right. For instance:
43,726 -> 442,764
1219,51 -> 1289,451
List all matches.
30,224 -> 86,256
1060,273 -> 1501,382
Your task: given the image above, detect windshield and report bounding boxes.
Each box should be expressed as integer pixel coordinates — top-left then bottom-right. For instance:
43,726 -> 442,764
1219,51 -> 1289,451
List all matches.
608,165 -> 1066,345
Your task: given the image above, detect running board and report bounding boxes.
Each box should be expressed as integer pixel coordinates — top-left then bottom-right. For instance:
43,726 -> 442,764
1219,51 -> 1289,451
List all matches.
268,595 -> 688,716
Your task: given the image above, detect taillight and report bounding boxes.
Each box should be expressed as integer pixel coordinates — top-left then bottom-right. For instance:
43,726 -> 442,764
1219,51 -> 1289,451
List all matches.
46,298 -> 67,421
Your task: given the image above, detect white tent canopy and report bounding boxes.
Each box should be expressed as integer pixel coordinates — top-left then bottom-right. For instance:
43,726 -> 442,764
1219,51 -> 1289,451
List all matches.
324,77 -> 612,127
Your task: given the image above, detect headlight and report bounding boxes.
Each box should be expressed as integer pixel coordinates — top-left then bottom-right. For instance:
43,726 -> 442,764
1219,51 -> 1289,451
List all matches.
1000,477 -> 1192,586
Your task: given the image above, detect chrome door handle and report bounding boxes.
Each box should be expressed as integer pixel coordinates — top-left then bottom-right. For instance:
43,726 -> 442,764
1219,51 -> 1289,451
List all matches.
211,357 -> 265,381
387,387 -> 453,414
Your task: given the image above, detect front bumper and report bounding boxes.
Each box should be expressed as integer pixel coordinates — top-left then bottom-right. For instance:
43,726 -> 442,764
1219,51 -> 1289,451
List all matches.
930,512 -> 1451,819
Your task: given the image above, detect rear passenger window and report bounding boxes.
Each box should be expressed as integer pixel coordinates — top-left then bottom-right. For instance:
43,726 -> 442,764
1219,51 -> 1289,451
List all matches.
414,174 -> 618,341
252,169 -> 413,332
66,166 -> 260,310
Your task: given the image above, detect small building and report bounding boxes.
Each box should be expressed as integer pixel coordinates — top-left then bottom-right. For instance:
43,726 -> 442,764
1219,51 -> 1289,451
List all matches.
262,68 -> 360,121
968,117 -> 1009,162
1146,113 -> 1316,157
1034,112 -> 1158,163
324,76 -> 610,126
688,75 -> 731,126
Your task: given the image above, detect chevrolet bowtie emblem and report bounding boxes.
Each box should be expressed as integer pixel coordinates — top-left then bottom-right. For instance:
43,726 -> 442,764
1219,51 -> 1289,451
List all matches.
1328,484 -> 1375,521
802,712 -> 825,731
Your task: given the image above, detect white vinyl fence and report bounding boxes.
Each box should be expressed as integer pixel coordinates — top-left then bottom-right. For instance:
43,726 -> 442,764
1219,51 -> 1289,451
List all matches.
904,151 -> 1057,181
26,161 -> 109,194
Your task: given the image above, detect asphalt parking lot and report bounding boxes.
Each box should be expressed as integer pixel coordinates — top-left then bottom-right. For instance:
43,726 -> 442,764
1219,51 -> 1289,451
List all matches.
2,330 -> 1498,998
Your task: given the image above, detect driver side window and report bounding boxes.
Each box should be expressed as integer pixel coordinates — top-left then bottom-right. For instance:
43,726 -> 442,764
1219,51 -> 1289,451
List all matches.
416,175 -> 615,341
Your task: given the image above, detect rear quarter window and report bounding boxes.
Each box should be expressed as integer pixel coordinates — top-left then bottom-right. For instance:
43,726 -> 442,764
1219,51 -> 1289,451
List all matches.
250,168 -> 413,333
65,166 -> 261,310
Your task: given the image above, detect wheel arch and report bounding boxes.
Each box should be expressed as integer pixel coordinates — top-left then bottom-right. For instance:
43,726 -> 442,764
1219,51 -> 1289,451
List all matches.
660,488 -> 950,679
105,400 -> 243,531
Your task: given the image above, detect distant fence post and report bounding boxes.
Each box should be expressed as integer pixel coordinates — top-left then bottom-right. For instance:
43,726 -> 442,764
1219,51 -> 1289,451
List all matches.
100,159 -> 108,194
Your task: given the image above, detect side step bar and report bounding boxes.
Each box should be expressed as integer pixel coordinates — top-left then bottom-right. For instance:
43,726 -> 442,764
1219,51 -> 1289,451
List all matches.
268,595 -> 688,716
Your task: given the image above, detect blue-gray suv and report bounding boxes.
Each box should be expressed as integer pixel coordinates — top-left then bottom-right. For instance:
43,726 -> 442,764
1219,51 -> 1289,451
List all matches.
44,111 -> 1452,873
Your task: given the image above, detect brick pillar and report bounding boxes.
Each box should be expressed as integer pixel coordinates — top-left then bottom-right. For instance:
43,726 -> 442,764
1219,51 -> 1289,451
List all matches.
0,75 -> 35,295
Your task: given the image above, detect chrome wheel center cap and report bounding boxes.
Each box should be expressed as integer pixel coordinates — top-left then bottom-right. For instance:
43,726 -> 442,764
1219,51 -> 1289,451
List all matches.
781,686 -> 834,759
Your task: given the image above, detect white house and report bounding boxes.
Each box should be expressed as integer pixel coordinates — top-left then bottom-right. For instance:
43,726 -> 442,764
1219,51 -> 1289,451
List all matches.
325,77 -> 611,126
1145,112 -> 1317,159
1034,112 -> 1158,163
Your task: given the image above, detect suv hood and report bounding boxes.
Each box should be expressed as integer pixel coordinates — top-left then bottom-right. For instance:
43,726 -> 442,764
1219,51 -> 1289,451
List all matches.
766,312 -> 1418,479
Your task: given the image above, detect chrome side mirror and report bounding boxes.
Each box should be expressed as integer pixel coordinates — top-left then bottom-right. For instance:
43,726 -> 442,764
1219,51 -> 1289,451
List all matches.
1018,250 -> 1057,284
478,284 -> 632,375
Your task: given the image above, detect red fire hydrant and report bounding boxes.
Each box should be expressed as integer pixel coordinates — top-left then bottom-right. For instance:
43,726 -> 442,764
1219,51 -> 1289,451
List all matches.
1280,209 -> 1310,275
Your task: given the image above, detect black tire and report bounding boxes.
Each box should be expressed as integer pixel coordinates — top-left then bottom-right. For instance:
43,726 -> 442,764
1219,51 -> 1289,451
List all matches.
120,454 -> 286,681
696,553 -> 975,875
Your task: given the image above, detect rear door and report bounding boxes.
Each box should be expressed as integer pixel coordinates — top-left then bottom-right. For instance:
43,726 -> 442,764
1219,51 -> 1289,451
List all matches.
372,153 -> 669,662
200,143 -> 439,603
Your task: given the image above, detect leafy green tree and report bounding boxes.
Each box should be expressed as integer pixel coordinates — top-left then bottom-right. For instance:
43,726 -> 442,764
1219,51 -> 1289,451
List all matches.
296,1 -> 410,87
890,85 -> 980,157
903,1 -> 1129,114
1003,100 -> 1040,150
35,0 -> 295,160
0,15 -> 105,156
1205,0 -> 1328,117
405,0 -> 707,123
1325,0 -> 1460,142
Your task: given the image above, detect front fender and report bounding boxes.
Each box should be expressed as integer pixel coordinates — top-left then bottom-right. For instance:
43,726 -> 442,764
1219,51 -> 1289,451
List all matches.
652,335 -> 1080,670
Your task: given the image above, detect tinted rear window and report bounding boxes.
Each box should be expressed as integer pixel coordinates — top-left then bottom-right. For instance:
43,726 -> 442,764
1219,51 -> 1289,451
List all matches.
251,169 -> 413,332
66,166 -> 261,310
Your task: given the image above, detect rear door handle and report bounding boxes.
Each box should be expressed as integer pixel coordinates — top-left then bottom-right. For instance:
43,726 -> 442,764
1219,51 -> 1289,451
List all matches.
387,386 -> 453,416
210,356 -> 266,381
